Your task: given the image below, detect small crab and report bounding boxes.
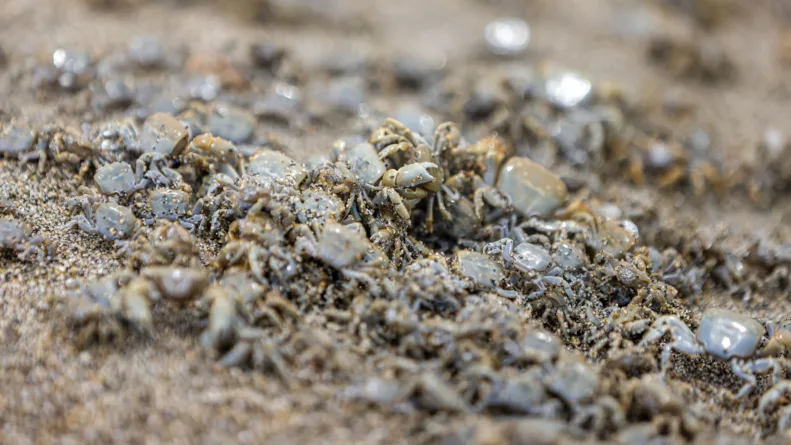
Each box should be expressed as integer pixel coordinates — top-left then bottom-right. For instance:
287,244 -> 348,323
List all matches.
0,217 -> 53,262
0,123 -> 43,169
369,118 -> 453,226
93,161 -> 149,196
483,238 -> 575,300
211,207 -> 297,284
69,267 -> 209,339
146,188 -> 204,230
62,196 -> 140,249
134,152 -> 187,189
293,219 -> 390,296
621,131 -> 725,198
369,161 -> 441,222
639,308 -> 791,398
200,285 -> 301,384
759,379 -> 791,433
443,134 -> 512,213
181,133 -> 241,176
308,160 -> 372,222
135,112 -> 189,157
436,123 -> 567,220
246,148 -> 308,187
126,220 -> 202,270
41,124 -> 101,175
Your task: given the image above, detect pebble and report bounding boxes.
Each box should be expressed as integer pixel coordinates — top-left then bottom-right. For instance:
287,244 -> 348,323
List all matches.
484,18 -> 531,56
360,378 -> 401,404
310,77 -> 366,116
645,141 -> 676,169
184,76 -> 222,101
252,83 -> 302,121
92,78 -> 135,110
544,360 -> 597,404
52,48 -> 93,90
393,106 -> 435,138
544,70 -> 593,109
391,54 -> 445,89
208,106 -> 256,143
128,36 -> 165,68
496,156 -> 568,218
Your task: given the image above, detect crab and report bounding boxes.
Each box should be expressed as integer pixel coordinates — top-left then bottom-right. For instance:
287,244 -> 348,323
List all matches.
211,205 -> 297,284
126,220 -> 202,270
246,148 -> 308,188
146,188 -> 205,231
0,122 -> 104,176
200,170 -> 304,236
93,161 -> 149,196
483,238 -> 576,300
67,266 -> 209,342
759,379 -> 791,433
62,196 -> 140,249
618,130 -> 725,198
369,118 -> 454,228
181,132 -> 242,176
438,122 -> 568,222
292,219 -> 391,296
40,124 -> 102,176
134,152 -> 188,189
586,305 -> 656,359
0,123 -> 44,169
199,284 -> 301,385
0,217 -> 54,262
311,158 -> 375,223
134,112 -> 189,158
639,308 -> 791,398
372,161 -> 441,222
106,267 -> 209,332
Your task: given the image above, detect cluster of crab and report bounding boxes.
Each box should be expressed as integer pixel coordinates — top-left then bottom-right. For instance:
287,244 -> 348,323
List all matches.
7,112 -> 791,438
417,62 -> 791,209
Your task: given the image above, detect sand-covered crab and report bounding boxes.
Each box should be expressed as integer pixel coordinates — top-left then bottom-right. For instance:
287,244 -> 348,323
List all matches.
639,308 -> 791,398
0,217 -> 54,262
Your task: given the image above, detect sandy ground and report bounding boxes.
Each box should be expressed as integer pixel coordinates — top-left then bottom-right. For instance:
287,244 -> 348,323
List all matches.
3,0 -> 791,443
